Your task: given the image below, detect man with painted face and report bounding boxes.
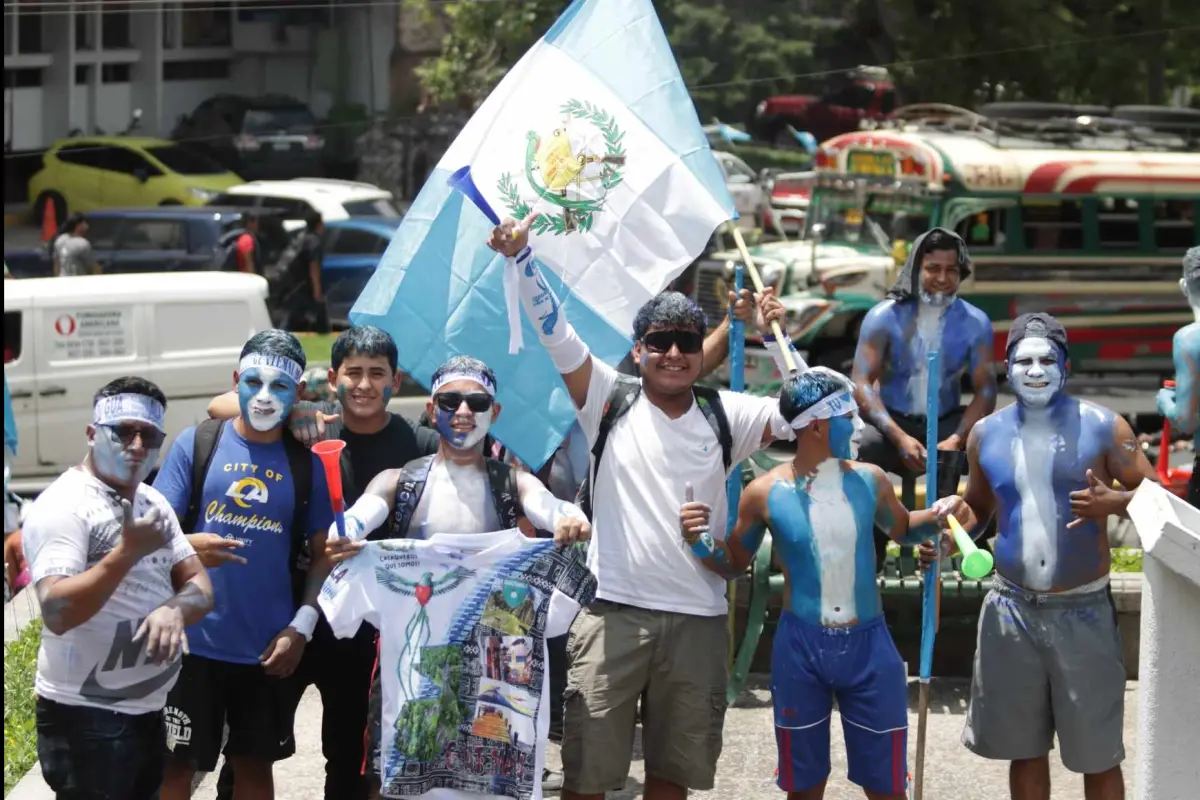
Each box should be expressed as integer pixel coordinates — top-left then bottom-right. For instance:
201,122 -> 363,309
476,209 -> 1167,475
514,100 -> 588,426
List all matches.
204,325 -> 441,800
323,354 -> 591,799
932,312 -> 1157,800
487,215 -> 801,800
153,330 -> 335,800
851,227 -> 997,571
22,377 -> 214,800
691,368 -> 945,800
1156,247 -> 1199,506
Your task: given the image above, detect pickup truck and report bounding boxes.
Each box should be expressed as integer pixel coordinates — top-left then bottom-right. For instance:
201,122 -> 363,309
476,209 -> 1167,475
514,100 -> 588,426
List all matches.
751,66 -> 897,146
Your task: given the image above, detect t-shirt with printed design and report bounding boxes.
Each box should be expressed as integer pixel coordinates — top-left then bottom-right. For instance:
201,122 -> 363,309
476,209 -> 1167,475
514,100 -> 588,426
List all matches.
153,420 -> 333,664
319,529 -> 596,800
22,467 -> 196,714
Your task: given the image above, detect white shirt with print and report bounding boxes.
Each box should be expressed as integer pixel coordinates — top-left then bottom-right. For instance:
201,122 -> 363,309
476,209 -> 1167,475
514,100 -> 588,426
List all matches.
320,529 -> 596,800
22,467 -> 196,714
580,359 -> 789,617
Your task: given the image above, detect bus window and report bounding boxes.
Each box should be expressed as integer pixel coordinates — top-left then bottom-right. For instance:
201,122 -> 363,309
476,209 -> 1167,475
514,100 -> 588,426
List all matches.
1098,197 -> 1141,250
956,209 -> 1008,249
1154,200 -> 1197,252
1023,199 -> 1083,250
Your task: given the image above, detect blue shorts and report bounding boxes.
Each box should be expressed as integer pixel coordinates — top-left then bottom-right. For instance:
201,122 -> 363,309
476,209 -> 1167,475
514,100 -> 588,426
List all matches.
771,611 -> 909,795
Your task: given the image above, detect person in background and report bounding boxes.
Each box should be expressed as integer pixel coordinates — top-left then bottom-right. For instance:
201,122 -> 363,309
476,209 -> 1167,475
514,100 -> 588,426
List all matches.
283,212 -> 329,334
51,213 -> 100,277
4,374 -> 27,601
235,212 -> 261,275
1156,246 -> 1199,507
22,377 -> 214,800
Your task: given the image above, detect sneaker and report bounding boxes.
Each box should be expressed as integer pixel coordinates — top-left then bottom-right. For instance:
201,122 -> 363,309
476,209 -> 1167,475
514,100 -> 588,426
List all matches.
542,768 -> 564,791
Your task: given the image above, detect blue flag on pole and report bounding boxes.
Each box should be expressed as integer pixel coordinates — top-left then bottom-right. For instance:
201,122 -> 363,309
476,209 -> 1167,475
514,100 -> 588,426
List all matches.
351,0 -> 736,470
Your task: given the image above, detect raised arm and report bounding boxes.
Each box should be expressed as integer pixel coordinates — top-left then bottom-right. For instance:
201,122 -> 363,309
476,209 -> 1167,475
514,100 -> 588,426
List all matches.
868,463 -> 943,545
948,318 -> 999,450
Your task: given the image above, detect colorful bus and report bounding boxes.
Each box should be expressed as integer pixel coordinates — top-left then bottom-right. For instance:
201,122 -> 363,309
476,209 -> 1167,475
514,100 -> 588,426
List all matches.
785,104 -> 1200,384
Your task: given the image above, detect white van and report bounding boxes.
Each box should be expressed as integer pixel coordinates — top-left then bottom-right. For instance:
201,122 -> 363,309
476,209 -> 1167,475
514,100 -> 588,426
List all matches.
4,272 -> 273,493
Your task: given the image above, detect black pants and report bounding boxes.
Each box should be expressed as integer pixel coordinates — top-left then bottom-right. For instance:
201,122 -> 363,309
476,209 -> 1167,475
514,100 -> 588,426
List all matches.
547,632 -> 568,744
36,696 -> 165,800
282,292 -> 330,334
215,619 -> 377,800
857,406 -> 972,572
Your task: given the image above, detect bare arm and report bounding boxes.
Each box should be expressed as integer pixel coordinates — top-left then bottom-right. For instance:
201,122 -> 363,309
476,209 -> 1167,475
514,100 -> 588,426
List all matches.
309,259 -> 323,301
959,425 -> 995,537
703,475 -> 770,579
37,545 -> 139,636
699,316 -> 732,379
207,391 -> 239,419
851,328 -> 902,445
868,464 -> 941,544
950,336 -> 999,448
166,555 -> 214,626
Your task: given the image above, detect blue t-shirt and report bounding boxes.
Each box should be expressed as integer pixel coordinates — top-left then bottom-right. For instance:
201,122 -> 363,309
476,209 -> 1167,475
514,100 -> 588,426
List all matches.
153,420 -> 333,664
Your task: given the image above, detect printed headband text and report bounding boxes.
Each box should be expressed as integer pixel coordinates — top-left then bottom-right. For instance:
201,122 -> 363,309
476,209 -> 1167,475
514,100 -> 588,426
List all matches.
93,393 -> 166,432
432,369 -> 497,397
789,389 -> 858,429
239,353 -> 304,384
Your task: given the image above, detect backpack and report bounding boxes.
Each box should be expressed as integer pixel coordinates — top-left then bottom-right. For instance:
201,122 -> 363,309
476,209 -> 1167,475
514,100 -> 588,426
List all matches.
391,454 -> 522,538
575,376 -> 733,520
180,419 -> 319,596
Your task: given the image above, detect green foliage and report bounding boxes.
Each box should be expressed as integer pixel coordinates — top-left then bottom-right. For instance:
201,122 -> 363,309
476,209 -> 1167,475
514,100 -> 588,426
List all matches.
5,622 -> 42,793
1110,548 -> 1144,573
394,645 -> 467,761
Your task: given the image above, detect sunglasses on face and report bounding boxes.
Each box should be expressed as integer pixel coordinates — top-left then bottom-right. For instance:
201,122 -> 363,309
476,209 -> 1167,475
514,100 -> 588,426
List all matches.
642,329 -> 704,355
102,423 -> 166,449
434,392 -> 494,413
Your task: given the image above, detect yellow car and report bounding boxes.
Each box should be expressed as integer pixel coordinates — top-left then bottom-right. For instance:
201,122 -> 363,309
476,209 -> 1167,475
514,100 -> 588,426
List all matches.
29,136 -> 243,225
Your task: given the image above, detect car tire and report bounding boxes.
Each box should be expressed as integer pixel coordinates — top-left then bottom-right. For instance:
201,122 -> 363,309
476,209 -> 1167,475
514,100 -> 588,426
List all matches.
34,191 -> 67,229
159,199 -> 182,206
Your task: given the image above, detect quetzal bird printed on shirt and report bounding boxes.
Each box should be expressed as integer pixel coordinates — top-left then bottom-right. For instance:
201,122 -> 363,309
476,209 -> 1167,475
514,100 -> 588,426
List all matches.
375,566 -> 474,700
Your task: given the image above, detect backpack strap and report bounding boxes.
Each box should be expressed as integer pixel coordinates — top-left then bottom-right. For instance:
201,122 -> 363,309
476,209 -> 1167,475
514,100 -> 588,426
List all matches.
577,376 -> 641,520
485,458 -> 522,531
692,385 -> 734,472
392,455 -> 436,538
181,418 -> 226,534
280,430 -> 313,550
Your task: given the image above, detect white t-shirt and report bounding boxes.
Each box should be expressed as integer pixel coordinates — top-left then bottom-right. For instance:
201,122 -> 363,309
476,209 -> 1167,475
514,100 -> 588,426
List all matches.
319,529 -> 596,800
580,359 -> 790,616
22,467 -> 196,714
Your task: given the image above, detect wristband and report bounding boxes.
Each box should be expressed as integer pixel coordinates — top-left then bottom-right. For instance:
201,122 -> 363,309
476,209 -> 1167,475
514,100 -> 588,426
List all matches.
339,494 -> 390,542
511,255 -> 590,372
290,605 -> 319,641
763,335 -> 808,377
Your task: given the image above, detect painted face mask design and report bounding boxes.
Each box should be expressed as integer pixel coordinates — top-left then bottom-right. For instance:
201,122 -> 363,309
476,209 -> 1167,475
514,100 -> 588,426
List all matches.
1008,337 -> 1064,409
91,425 -> 158,486
238,365 -> 298,432
828,412 -> 864,460
919,289 -> 955,308
434,407 -> 492,450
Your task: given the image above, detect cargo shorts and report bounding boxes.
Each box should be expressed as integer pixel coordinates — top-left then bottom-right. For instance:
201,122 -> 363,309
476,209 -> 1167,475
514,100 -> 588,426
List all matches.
560,600 -> 729,793
963,575 -> 1127,774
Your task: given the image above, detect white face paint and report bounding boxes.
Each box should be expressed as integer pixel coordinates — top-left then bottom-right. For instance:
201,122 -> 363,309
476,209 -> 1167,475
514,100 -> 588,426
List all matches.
1009,337 -> 1063,409
91,426 -> 158,486
848,413 -> 865,459
457,412 -> 492,450
237,365 -> 298,432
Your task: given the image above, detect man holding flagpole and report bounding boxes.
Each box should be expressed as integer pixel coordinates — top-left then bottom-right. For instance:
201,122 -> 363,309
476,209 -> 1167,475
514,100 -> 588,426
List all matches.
487,214 -> 803,799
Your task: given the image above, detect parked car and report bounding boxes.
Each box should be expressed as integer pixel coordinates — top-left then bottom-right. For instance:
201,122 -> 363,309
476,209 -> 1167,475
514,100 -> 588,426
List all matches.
2,206 -> 289,278
5,271 -> 273,493
210,178 -> 401,232
319,217 -> 402,325
172,94 -> 326,180
28,137 -> 243,224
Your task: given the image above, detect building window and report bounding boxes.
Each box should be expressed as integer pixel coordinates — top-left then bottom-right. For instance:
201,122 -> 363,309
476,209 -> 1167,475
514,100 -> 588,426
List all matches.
101,63 -> 131,84
75,64 -> 93,85
101,1 -> 132,48
3,68 -> 43,89
163,59 -> 231,82
75,4 -> 95,51
16,0 -> 45,54
182,1 -> 232,48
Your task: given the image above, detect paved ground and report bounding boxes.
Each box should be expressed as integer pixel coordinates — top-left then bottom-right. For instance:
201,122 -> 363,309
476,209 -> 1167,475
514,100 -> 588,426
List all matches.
182,677 -> 1140,800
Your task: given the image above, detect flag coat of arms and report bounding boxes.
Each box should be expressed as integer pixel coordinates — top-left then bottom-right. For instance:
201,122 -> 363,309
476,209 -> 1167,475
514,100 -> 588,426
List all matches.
352,0 -> 737,469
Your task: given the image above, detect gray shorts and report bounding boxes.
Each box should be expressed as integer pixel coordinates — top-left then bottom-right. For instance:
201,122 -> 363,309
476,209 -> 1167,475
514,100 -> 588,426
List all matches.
962,575 -> 1126,773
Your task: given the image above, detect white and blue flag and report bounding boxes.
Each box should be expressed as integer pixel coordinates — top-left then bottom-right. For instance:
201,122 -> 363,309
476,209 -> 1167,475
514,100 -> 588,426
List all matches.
351,0 -> 736,470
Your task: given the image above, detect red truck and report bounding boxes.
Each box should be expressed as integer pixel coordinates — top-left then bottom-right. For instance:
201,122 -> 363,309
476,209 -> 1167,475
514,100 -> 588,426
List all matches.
751,66 -> 898,146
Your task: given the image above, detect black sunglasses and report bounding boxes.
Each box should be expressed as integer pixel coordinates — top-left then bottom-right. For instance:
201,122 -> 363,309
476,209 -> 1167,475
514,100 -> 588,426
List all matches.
102,423 -> 166,449
642,329 -> 704,355
434,392 -> 494,413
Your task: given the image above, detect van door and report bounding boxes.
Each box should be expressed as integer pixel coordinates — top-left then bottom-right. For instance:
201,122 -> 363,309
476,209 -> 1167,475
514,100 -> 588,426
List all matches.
4,300 -> 38,477
32,299 -> 149,471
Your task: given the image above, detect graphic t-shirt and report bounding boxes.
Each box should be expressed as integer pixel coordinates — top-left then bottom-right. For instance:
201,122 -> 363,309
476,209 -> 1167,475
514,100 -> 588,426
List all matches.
154,421 -> 333,664
320,529 -> 597,800
22,468 -> 196,714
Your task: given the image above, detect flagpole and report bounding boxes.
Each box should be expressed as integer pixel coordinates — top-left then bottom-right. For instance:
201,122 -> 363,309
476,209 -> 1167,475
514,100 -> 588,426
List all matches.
730,227 -> 798,374
914,349 -> 942,800
726,263 -> 746,660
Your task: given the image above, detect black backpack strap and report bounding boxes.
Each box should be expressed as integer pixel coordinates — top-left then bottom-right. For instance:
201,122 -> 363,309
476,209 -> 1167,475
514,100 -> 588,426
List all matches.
692,385 -> 734,472
280,430 -> 313,549
181,418 -> 226,534
485,458 -> 522,530
392,455 -> 436,538
577,376 -> 641,520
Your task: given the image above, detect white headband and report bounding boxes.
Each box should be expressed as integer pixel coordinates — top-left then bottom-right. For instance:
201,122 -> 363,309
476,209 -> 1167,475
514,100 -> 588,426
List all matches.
789,388 -> 858,429
432,369 -> 497,397
239,353 -> 304,384
93,393 -> 166,432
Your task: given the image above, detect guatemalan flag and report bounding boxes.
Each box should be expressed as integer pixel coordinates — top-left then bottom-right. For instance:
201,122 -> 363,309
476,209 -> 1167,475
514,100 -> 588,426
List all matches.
351,0 -> 737,470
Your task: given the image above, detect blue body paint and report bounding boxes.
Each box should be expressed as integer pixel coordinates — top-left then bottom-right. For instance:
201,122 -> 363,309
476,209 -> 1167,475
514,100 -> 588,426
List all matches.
856,298 -> 993,416
765,465 -> 883,626
526,258 -> 561,335
237,365 -> 299,432
434,407 -> 469,448
828,416 -> 856,459
1157,322 -> 1200,447
977,397 -> 1117,591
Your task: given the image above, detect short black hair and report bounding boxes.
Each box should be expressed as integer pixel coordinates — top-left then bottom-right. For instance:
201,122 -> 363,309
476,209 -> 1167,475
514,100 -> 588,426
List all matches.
331,326 -> 398,372
92,376 -> 167,409
632,291 -> 707,341
920,228 -> 963,257
1185,247 -> 1200,296
779,368 -> 850,423
431,355 -> 497,393
305,211 -> 324,232
240,329 -> 307,369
